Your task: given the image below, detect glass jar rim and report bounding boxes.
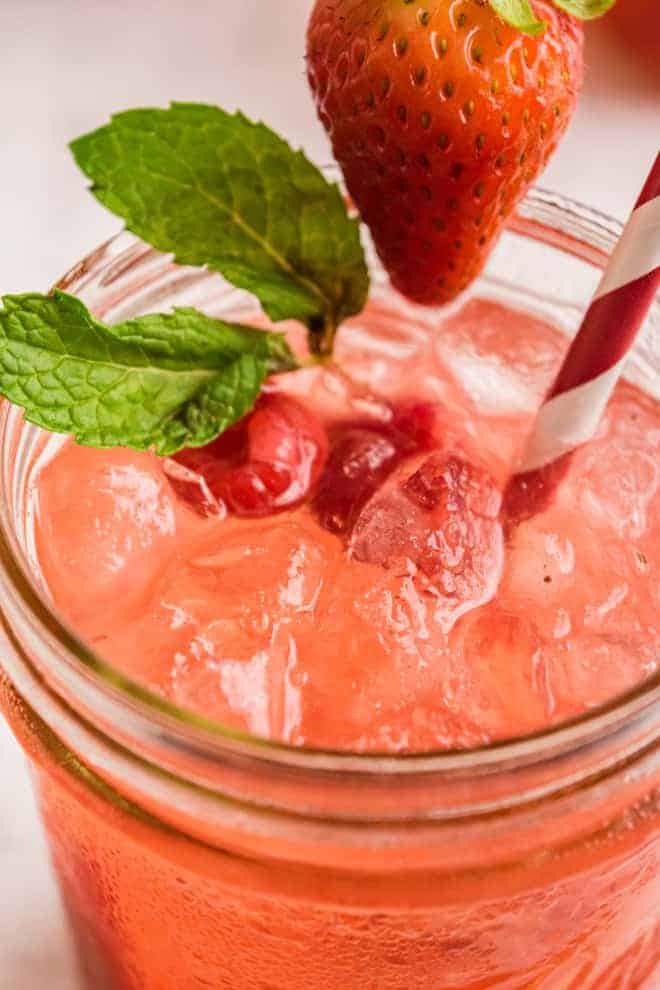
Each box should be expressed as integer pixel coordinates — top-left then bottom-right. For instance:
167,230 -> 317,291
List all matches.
0,186 -> 658,787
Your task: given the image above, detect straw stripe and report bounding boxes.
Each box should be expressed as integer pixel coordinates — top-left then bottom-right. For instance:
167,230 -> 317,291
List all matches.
546,268 -> 659,401
592,197 -> 660,301
507,152 -> 660,519
518,155 -> 660,473
520,358 -> 626,473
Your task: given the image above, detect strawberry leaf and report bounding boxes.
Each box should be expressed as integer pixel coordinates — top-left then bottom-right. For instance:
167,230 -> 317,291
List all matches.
70,103 -> 369,354
489,0 -> 546,34
0,291 -> 296,456
551,0 -> 617,18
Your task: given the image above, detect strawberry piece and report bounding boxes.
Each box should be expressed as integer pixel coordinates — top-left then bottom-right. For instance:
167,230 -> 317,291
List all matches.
314,400 -> 454,534
163,458 -> 227,519
351,451 -> 503,625
171,393 -> 328,518
314,427 -> 400,534
307,0 -> 583,305
390,400 -> 443,452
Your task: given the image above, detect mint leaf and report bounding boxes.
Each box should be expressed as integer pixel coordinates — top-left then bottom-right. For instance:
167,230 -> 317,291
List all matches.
489,0 -> 546,34
551,0 -> 616,18
70,103 -> 369,354
0,291 -> 295,456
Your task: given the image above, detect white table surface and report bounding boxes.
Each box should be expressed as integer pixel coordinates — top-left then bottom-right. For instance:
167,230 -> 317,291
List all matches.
0,3 -> 658,987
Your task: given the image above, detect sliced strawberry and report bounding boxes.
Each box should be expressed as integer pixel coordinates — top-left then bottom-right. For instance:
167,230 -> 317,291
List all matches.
218,461 -> 298,517
390,400 -> 444,453
314,400 -> 449,535
170,393 -> 328,518
313,427 -> 400,535
163,458 -> 227,519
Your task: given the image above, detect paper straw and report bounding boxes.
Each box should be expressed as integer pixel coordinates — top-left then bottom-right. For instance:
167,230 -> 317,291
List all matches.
506,152 -> 660,523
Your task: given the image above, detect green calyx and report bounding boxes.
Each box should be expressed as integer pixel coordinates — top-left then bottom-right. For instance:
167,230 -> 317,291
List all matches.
489,0 -> 617,35
550,0 -> 618,18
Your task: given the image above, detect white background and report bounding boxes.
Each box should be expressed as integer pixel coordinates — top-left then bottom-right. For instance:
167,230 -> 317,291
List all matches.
0,3 -> 658,987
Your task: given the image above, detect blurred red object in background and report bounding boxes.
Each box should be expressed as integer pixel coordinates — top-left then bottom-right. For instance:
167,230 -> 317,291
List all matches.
607,0 -> 660,70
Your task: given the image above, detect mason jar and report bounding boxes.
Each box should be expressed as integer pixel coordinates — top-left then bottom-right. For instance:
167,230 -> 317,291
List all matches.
0,189 -> 658,990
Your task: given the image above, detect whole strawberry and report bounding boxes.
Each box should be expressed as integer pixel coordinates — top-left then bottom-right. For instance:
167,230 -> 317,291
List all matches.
307,0 -> 584,305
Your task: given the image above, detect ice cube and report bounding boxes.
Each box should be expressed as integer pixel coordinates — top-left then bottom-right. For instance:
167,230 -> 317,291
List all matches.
36,444 -> 179,631
351,452 -> 503,631
100,519 -> 334,739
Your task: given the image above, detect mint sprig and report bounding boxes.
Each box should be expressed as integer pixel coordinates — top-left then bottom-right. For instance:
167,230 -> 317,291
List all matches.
0,291 -> 295,455
70,103 -> 369,356
0,104 -> 370,455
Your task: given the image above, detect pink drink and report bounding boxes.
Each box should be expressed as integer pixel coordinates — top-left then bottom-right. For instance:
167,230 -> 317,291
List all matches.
34,294 -> 658,753
2,272 -> 657,990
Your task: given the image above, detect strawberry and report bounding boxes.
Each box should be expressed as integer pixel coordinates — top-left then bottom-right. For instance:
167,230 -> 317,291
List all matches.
314,427 -> 400,534
307,0 -> 584,305
170,393 -> 328,518
313,400 -> 450,535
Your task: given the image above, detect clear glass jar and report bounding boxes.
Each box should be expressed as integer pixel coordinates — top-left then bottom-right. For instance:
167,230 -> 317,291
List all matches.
0,190 -> 658,990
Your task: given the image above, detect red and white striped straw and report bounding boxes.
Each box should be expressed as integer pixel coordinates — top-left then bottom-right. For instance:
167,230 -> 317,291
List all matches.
506,152 -> 660,523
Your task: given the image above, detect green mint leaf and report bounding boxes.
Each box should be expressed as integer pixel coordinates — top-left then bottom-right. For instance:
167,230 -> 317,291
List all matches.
70,103 -> 369,353
0,291 -> 296,456
489,0 -> 546,34
550,0 -> 616,19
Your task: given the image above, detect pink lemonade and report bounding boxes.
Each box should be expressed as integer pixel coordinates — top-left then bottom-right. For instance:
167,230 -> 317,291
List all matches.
35,294 -> 658,752
3,284 -> 659,988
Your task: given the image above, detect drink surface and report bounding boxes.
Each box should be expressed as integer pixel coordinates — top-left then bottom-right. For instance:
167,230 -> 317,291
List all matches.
33,290 -> 659,752
6,286 -> 659,990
